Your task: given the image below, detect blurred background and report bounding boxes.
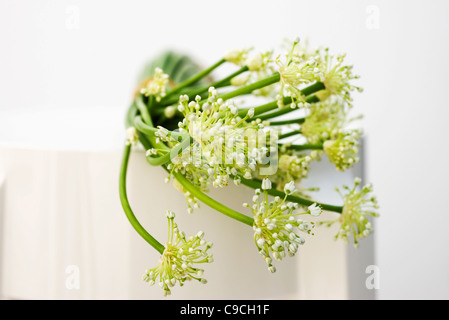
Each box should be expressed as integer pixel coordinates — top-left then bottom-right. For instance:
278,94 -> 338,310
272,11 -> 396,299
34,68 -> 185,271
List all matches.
0,0 -> 448,299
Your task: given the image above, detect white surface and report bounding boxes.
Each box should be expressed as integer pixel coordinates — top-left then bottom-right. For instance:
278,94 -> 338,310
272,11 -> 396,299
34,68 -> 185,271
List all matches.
0,107 -> 124,151
1,0 -> 448,299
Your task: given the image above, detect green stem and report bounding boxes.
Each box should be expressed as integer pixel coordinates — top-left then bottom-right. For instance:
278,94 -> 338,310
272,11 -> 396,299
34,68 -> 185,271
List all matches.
212,65 -> 249,88
217,72 -> 280,102
159,66 -> 249,107
165,58 -> 226,97
238,176 -> 343,213
300,81 -> 325,97
282,143 -> 323,151
254,94 -> 319,121
119,144 -> 165,254
135,95 -> 153,124
134,115 -> 192,166
135,95 -> 167,151
279,130 -> 302,140
168,169 -> 254,226
125,102 -> 138,128
268,117 -> 306,126
239,98 -> 290,118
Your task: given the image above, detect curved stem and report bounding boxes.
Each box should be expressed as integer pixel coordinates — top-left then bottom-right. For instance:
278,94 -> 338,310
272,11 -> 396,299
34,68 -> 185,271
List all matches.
134,116 -> 192,166
238,176 -> 343,213
135,94 -> 153,125
119,144 -> 165,254
254,105 -> 295,121
125,102 -> 138,128
134,115 -> 185,140
168,169 -> 254,227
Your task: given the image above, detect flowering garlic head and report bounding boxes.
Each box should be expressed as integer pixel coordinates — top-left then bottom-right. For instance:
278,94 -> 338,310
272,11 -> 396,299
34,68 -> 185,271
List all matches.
245,178 -> 321,273
301,99 -> 349,144
275,39 -> 362,108
164,88 -> 275,196
323,178 -> 379,247
140,67 -> 169,102
276,40 -> 319,107
241,50 -> 278,97
142,211 -> 213,296
313,48 -> 362,106
323,129 -> 361,171
276,153 -> 312,185
224,47 -> 252,66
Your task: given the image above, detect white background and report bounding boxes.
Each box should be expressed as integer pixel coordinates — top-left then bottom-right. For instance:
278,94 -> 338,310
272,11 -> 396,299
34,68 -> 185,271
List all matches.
1,0 -> 448,299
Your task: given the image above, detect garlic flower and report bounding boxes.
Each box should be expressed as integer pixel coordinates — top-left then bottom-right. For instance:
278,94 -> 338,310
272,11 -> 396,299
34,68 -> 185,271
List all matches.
142,211 -> 213,296
323,129 -> 361,171
321,178 -> 379,247
140,67 -> 169,102
245,178 -> 321,272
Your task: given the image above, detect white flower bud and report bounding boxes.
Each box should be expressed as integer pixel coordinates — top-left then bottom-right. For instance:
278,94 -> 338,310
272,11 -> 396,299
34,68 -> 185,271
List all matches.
165,210 -> 175,219
246,53 -> 263,71
164,106 -> 176,118
230,73 -> 250,86
196,231 -> 204,239
308,203 -> 322,217
261,178 -> 272,190
284,181 -> 296,195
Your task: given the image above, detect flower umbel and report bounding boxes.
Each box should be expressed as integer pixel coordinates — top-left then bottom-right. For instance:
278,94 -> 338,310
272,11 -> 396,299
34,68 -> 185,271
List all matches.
276,39 -> 318,107
140,67 -> 169,102
322,178 -> 379,247
246,179 -> 321,273
165,89 -> 274,195
142,211 -> 213,296
224,47 -> 252,66
301,98 -> 348,144
313,48 -> 362,106
323,130 -> 361,171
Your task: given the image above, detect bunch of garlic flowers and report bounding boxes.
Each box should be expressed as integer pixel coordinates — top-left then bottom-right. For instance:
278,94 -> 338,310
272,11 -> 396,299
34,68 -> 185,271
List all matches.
120,38 -> 379,296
